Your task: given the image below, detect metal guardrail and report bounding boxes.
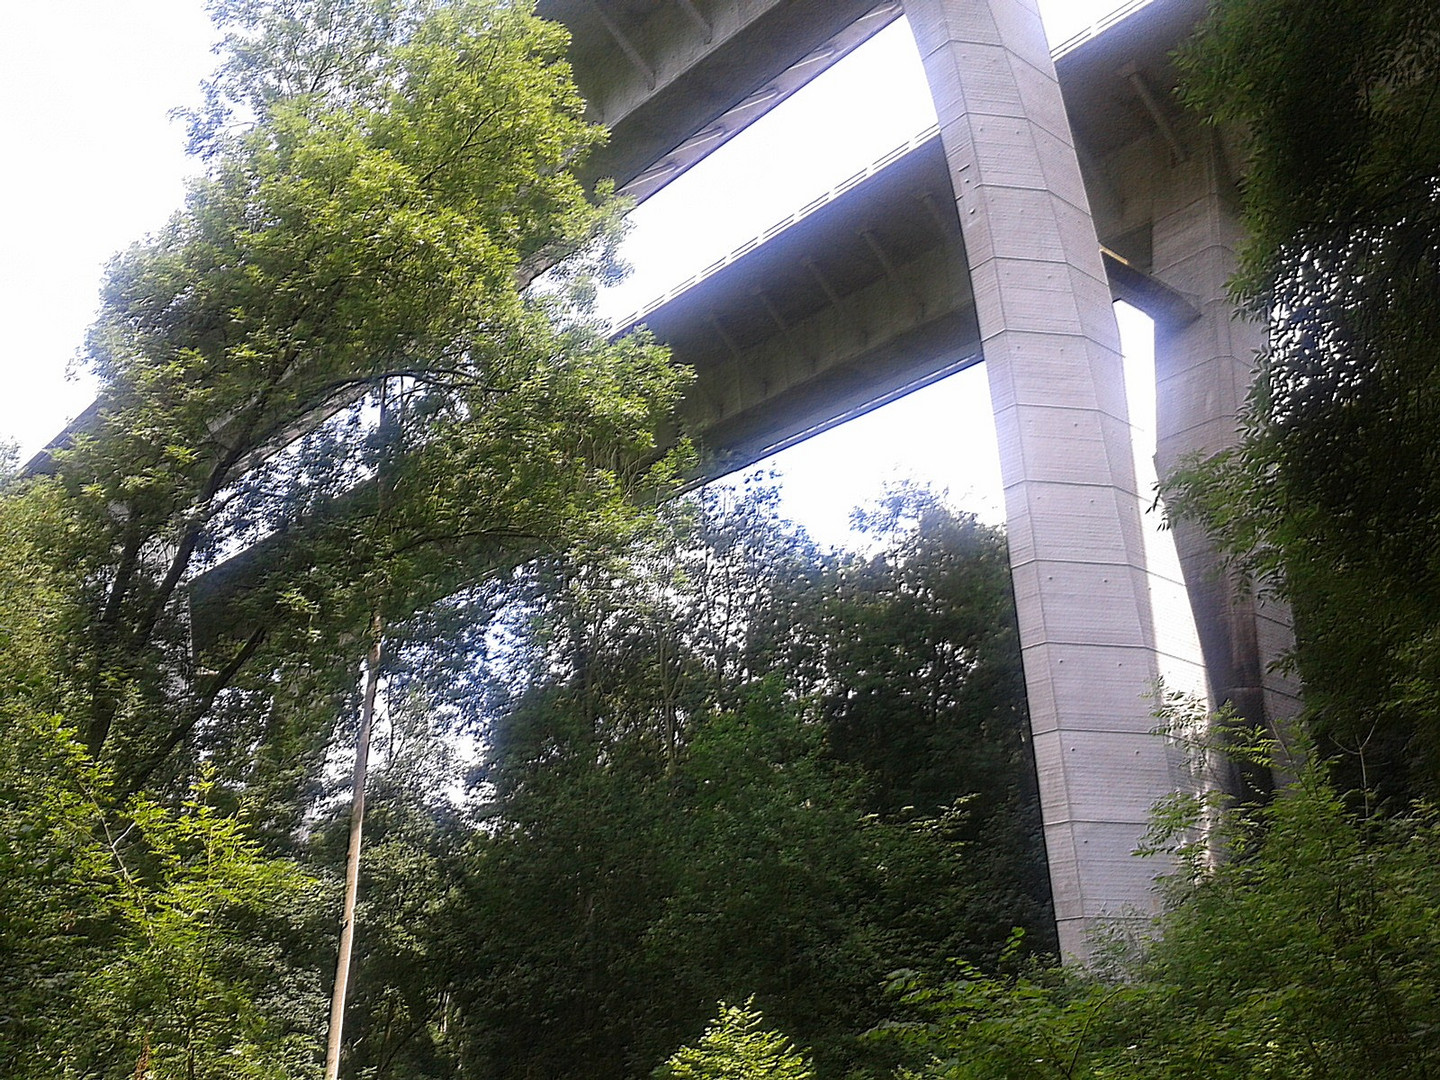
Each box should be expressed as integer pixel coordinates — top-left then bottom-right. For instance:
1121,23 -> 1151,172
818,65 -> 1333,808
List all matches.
608,0 -> 1158,332
609,123 -> 941,330
1050,0 -> 1157,57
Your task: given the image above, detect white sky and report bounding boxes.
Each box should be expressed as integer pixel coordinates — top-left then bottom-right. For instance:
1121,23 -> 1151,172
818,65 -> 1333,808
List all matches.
0,1 -> 1156,544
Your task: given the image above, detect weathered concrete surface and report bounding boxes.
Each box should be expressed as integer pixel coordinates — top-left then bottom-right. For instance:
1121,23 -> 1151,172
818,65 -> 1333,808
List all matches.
901,0 -> 1203,961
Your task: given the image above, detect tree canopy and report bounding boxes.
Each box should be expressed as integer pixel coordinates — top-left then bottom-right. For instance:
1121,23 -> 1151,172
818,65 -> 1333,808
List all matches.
1,0 -> 686,1072
1171,0 -> 1440,799
21,0 -> 684,794
357,485 -> 1051,1080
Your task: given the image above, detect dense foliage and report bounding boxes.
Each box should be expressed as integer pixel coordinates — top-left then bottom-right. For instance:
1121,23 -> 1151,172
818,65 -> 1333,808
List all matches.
331,485 -> 1052,1079
0,485 -> 324,1077
1,0 -> 684,1073
875,735 -> 1440,1079
1171,0 -> 1440,800
8,412 -> 1051,1080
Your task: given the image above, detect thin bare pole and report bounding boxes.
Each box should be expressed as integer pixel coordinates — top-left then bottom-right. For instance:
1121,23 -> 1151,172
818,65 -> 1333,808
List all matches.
326,377 -> 403,1077
325,617 -> 383,1080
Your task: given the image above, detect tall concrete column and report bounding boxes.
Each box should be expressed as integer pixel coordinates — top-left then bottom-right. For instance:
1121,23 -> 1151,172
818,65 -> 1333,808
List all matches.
903,0 -> 1199,960
1150,131 -> 1301,768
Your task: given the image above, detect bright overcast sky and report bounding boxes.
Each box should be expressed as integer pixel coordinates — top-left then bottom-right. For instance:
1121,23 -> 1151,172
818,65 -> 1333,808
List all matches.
0,0 -> 1158,543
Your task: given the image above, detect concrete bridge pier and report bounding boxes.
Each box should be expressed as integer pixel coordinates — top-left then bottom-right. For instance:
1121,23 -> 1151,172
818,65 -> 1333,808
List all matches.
904,0 -> 1195,960
1149,128 -> 1302,777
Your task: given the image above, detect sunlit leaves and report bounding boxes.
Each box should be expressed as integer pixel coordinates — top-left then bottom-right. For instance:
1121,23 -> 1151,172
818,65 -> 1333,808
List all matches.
658,999 -> 814,1080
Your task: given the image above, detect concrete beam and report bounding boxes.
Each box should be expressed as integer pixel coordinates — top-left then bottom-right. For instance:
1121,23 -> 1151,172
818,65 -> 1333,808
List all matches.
618,129 -> 979,472
537,0 -> 903,198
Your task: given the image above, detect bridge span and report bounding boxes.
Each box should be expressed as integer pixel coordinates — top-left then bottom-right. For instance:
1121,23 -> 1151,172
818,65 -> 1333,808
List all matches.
543,0 -> 1300,959
29,0 -> 1301,962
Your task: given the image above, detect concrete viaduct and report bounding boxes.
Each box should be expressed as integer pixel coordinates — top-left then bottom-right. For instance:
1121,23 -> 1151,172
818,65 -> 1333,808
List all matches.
534,0 -> 1300,959
27,0 -> 1299,961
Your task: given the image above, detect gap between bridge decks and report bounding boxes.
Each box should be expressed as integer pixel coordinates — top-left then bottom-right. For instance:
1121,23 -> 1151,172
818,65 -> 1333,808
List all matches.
612,1 -> 907,205
612,0 -> 1162,208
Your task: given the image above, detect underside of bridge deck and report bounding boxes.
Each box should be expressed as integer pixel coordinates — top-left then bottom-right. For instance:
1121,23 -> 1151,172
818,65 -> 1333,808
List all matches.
111,0 -> 1296,965
555,0 -> 1292,961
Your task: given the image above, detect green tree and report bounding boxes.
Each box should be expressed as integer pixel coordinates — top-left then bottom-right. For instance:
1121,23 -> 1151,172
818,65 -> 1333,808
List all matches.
2,0 -> 688,1071
1172,0 -> 1440,799
658,999 -> 814,1080
20,0 -> 684,799
79,784 -> 326,1080
3,450 -> 323,1078
417,485 -> 1051,1079
765,485 -> 1055,962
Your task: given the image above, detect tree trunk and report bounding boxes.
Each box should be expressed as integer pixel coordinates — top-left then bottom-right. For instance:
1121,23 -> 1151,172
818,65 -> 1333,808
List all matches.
325,618 -> 383,1080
